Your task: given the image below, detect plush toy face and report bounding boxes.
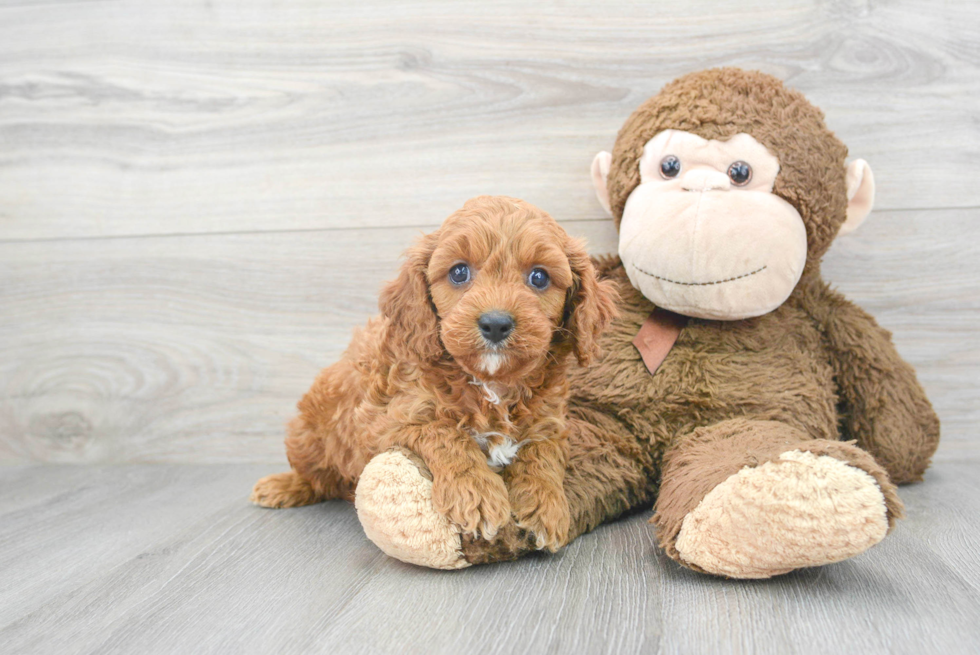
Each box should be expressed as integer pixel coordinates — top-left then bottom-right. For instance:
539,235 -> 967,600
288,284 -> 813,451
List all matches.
591,69 -> 877,321
616,130 -> 808,320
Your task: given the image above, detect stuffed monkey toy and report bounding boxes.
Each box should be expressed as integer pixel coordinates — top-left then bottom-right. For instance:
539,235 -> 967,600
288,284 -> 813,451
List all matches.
353,68 -> 940,578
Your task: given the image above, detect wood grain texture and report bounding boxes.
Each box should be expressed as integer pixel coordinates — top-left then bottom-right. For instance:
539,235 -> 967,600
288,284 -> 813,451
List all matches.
1,1 -> 978,652
0,219 -> 614,464
0,0 -> 978,241
2,208 -> 976,464
1,462 -> 979,655
1,0 -> 977,465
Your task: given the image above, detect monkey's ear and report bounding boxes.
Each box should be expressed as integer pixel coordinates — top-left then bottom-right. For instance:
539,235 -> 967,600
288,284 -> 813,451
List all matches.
379,232 -> 444,362
840,159 -> 875,236
591,151 -> 613,217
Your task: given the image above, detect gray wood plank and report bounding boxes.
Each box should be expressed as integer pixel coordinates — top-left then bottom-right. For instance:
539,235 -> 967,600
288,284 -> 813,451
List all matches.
0,0 -> 978,241
2,208 -> 975,465
0,465 -> 270,628
1,462 -> 978,655
0,220 -> 615,465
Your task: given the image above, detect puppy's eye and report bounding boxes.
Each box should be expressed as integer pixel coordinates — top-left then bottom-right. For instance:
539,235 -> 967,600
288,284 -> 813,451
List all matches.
527,268 -> 550,290
448,263 -> 471,286
660,155 -> 681,179
728,161 -> 752,186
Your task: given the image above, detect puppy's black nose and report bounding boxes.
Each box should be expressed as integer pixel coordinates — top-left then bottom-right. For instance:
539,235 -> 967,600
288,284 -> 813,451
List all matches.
478,311 -> 515,344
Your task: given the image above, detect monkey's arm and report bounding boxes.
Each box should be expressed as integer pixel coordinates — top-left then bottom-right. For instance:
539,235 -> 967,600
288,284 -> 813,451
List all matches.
805,282 -> 940,483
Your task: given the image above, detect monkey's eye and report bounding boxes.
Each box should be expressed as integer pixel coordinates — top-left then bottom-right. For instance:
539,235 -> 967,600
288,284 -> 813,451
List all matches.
527,268 -> 550,291
727,161 -> 752,186
660,155 -> 681,179
448,263 -> 471,286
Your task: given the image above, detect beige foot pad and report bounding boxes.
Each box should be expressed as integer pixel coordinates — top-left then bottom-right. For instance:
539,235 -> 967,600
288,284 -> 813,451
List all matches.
675,450 -> 890,579
355,449 -> 470,570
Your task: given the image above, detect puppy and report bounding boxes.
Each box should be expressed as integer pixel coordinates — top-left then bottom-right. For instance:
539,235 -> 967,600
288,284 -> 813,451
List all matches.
251,196 -> 617,551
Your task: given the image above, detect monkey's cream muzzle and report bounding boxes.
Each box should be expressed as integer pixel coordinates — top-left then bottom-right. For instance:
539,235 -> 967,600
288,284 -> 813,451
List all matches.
614,130 -> 808,321
619,182 -> 807,320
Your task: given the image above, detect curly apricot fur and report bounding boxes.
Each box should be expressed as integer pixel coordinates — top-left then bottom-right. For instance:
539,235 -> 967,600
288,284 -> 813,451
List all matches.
251,196 -> 617,546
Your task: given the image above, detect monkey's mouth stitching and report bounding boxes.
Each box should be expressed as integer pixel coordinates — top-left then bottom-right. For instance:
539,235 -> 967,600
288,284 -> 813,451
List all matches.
631,264 -> 767,287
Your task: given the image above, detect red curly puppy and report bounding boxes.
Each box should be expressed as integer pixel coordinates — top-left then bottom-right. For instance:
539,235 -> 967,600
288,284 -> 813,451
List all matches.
251,196 -> 617,550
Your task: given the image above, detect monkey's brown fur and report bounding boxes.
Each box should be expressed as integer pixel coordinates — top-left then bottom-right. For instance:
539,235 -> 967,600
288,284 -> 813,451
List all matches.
444,69 -> 940,572
252,196 -> 617,551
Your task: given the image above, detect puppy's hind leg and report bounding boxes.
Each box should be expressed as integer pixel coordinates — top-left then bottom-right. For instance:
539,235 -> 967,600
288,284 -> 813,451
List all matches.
251,471 -> 322,508
251,467 -> 354,508
251,413 -> 357,508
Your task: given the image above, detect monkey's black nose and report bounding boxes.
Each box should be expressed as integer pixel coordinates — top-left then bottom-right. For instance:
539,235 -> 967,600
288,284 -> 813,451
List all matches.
478,311 -> 515,344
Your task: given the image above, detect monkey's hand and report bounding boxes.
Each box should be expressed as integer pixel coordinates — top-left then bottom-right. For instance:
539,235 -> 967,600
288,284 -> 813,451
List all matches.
807,283 -> 940,483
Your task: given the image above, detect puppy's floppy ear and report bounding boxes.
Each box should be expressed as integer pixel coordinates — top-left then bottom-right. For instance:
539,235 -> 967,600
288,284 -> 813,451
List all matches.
562,237 -> 619,366
379,231 -> 444,362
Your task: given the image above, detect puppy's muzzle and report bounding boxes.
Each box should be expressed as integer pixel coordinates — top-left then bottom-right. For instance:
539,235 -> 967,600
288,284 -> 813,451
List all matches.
478,311 -> 515,345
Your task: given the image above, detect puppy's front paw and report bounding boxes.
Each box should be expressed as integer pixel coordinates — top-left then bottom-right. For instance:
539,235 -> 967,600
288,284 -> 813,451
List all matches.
432,468 -> 511,540
510,480 -> 570,552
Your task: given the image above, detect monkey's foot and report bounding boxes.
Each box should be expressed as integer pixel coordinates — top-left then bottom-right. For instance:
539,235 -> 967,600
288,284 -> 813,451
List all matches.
653,419 -> 904,579
674,450 -> 891,578
355,448 -> 470,570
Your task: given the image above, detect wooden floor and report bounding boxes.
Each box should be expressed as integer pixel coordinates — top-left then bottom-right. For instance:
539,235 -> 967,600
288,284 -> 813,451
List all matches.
1,462 -> 979,655
2,0 -> 979,653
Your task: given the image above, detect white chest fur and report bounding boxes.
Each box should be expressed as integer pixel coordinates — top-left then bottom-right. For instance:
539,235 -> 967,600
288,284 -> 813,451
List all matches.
468,377 -> 508,405
470,431 -> 522,469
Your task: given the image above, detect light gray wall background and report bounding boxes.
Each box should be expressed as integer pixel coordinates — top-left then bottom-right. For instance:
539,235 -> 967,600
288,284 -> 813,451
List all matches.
1,1 -> 977,466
